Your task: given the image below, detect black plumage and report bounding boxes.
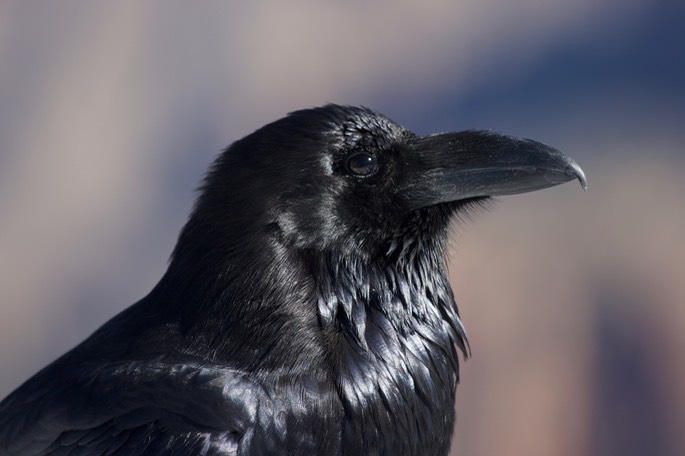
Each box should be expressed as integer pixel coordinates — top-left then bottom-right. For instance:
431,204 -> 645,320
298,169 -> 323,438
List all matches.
0,105 -> 585,455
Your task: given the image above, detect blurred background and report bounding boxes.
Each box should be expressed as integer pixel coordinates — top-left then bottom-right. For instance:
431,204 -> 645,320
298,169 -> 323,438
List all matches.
1,1 -> 683,454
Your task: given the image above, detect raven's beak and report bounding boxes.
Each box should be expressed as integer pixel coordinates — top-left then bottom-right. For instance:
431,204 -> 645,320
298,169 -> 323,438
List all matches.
402,130 -> 587,210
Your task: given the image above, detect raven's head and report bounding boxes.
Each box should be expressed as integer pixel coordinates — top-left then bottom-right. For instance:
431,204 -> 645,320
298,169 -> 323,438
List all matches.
181,104 -> 584,262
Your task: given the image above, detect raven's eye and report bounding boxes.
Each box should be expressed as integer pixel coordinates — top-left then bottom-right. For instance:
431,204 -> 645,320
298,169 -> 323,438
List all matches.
346,153 -> 378,176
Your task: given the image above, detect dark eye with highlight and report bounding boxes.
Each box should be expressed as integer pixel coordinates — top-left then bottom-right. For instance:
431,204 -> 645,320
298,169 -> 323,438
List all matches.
346,153 -> 379,176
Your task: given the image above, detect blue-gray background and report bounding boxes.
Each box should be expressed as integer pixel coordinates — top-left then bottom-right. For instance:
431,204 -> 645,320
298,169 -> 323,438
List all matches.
1,2 -> 684,454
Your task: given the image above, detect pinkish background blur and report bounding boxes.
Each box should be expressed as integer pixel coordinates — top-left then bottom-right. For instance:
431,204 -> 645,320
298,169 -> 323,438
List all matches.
1,2 -> 684,455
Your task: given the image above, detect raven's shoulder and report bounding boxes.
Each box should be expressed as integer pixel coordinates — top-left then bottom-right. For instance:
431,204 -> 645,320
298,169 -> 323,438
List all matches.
0,357 -> 263,455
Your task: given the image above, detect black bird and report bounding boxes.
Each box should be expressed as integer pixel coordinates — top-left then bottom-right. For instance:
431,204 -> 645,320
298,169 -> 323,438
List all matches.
0,105 -> 585,455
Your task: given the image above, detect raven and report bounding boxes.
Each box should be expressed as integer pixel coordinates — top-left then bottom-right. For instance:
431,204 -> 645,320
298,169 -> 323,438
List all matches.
0,105 -> 585,455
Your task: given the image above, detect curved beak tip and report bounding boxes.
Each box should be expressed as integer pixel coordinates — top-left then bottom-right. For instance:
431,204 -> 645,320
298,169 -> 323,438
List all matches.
570,160 -> 588,191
